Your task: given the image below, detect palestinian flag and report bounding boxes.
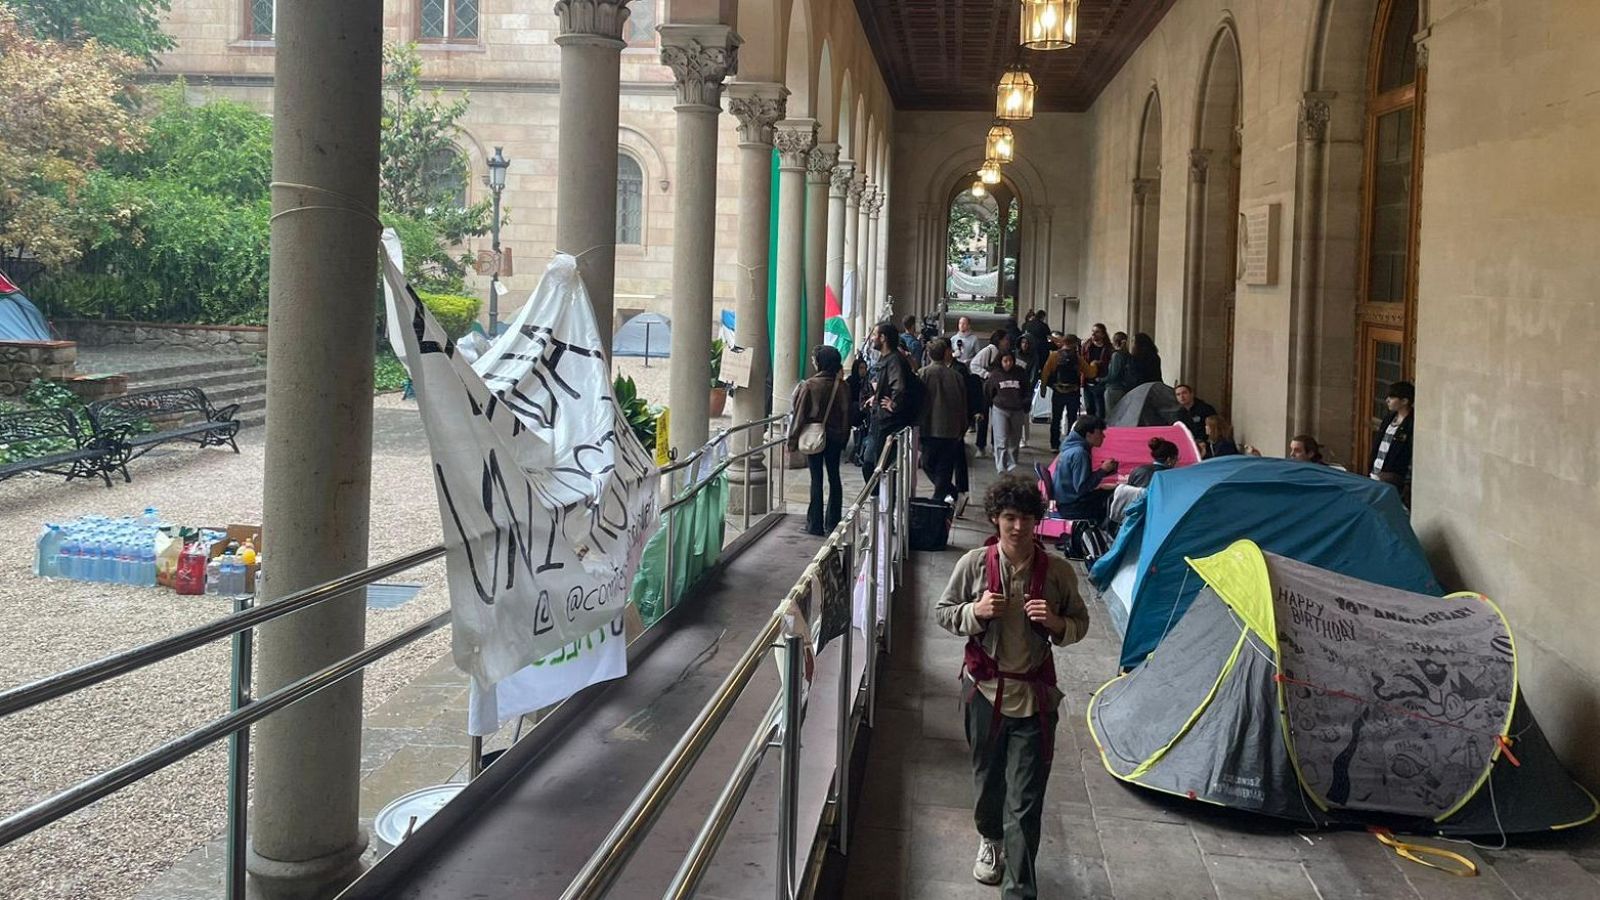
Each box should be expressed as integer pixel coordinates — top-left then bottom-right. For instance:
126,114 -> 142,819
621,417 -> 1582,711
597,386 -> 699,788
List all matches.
0,271 -> 50,341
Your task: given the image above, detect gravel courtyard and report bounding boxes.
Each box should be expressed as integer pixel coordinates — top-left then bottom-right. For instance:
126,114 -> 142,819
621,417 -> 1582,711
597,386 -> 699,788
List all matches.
0,394 -> 452,900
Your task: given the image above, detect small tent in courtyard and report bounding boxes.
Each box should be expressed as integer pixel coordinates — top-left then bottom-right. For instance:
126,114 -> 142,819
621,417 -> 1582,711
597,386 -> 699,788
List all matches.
613,312 -> 670,360
1091,455 -> 1437,668
1106,382 -> 1183,427
0,271 -> 50,342
1087,540 -> 1599,835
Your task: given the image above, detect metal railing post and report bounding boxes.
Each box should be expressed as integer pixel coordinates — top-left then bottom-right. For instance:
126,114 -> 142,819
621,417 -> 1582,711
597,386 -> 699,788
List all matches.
774,422 -> 786,515
469,736 -> 485,780
742,449 -> 752,532
865,491 -> 880,726
662,509 -> 676,613
226,594 -> 253,900
777,633 -> 804,900
834,536 -> 854,853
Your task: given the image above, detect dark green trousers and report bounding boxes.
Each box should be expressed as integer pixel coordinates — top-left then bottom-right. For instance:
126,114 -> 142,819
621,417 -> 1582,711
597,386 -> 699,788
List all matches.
964,689 -> 1057,900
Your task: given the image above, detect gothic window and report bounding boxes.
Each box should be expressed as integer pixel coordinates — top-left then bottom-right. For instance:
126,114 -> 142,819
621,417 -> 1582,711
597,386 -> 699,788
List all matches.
420,0 -> 480,43
425,148 -> 469,208
245,0 -> 274,39
616,153 -> 644,245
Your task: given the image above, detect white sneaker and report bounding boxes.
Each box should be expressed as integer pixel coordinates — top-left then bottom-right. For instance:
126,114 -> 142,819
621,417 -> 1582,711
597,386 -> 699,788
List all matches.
973,837 -> 1003,885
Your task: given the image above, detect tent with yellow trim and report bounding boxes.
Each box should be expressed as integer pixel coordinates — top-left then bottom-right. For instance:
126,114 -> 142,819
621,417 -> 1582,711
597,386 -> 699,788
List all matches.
1086,540 -> 1599,835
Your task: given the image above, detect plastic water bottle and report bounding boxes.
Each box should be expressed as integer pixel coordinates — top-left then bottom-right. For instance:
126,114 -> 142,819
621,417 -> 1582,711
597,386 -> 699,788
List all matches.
138,543 -> 157,587
205,556 -> 222,596
140,507 -> 159,527
116,540 -> 136,585
35,525 -> 63,578
224,555 -> 246,596
57,529 -> 79,580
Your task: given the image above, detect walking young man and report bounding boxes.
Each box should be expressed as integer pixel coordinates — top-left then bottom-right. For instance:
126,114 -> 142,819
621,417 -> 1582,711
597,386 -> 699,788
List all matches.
919,338 -> 969,506
860,322 -> 916,477
936,476 -> 1090,899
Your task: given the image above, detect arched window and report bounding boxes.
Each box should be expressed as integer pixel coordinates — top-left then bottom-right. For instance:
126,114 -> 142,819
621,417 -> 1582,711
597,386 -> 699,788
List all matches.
423,147 -> 468,208
616,153 -> 644,245
1355,0 -> 1422,465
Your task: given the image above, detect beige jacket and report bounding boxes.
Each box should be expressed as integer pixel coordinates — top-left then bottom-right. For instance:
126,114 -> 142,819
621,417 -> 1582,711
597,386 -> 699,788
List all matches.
934,544 -> 1090,717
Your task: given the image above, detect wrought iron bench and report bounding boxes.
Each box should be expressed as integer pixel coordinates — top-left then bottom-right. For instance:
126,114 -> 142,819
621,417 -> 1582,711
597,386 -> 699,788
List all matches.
0,407 -> 118,488
88,387 -> 240,483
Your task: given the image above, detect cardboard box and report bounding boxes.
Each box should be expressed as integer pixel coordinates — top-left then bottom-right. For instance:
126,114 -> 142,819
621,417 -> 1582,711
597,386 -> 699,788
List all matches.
206,523 -> 263,594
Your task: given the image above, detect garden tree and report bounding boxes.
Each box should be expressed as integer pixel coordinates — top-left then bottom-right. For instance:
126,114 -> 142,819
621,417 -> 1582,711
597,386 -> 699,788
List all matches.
0,7 -> 143,268
9,0 -> 174,65
381,42 -> 491,292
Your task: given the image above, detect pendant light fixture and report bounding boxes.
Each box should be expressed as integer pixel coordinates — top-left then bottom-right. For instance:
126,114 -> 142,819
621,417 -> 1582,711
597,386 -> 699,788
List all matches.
978,160 -> 1003,186
1019,0 -> 1078,51
995,63 -> 1036,121
985,124 -> 1016,164
970,180 -> 987,198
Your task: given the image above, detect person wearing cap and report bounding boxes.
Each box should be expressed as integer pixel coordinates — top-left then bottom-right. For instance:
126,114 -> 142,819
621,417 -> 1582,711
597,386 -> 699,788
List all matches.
1369,380 -> 1415,505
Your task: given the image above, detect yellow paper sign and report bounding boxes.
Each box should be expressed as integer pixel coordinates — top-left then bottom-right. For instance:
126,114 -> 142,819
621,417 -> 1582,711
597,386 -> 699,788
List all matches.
654,408 -> 671,466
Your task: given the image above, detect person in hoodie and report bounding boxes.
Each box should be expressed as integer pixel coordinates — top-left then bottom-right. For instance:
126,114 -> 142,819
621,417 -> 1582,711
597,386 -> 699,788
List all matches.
1051,415 -> 1119,521
984,349 -> 1031,474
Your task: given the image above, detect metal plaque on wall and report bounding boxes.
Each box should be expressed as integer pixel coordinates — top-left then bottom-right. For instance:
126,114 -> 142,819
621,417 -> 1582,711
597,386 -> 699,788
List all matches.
1238,203 -> 1280,286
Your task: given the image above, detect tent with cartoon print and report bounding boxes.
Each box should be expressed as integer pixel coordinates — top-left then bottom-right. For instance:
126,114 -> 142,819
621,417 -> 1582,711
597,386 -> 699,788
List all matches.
1086,540 -> 1598,836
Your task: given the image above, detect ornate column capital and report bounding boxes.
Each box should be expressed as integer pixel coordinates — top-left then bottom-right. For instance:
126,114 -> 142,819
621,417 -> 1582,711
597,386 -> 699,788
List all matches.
1299,95 -> 1331,143
726,81 -> 788,147
848,173 -> 868,205
1188,149 -> 1210,184
554,0 -> 630,44
808,142 -> 840,184
830,160 -> 856,198
658,24 -> 740,109
773,118 -> 818,170
867,191 -> 884,218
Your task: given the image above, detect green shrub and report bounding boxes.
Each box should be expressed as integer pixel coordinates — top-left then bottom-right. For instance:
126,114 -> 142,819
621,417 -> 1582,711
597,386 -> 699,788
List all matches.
374,349 -> 409,394
416,291 -> 481,341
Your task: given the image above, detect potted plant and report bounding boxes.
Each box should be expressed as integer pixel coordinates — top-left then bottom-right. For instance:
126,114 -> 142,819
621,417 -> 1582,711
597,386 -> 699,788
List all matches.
709,337 -> 729,417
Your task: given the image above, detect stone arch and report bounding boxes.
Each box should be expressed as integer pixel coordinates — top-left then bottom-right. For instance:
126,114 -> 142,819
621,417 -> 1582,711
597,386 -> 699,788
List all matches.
816,39 -> 836,141
1182,20 -> 1243,414
782,0 -> 813,117
837,68 -> 854,161
734,0 -> 785,81
1129,87 -> 1163,336
942,169 -> 1024,320
854,95 -> 868,169
617,124 -> 670,193
615,149 -> 647,246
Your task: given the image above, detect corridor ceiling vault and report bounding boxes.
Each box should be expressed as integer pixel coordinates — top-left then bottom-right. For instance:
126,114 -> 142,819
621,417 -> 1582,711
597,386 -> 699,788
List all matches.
854,0 -> 1178,112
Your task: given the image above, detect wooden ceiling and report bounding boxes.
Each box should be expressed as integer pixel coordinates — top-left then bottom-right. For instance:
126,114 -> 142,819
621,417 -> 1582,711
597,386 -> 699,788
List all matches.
854,0 -> 1178,113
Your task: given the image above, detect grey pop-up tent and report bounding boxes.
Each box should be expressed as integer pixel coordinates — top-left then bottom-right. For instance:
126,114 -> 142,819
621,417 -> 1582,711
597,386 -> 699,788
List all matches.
1106,381 -> 1182,427
1087,540 -> 1599,836
613,312 -> 670,360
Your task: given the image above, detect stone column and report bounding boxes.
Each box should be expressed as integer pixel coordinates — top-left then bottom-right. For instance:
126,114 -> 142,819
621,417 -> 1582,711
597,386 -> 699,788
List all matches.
660,24 -> 738,457
1182,149 -> 1210,387
854,181 -> 873,335
772,118 -> 816,410
805,143 -> 837,355
725,82 -> 786,514
248,1 -> 382,898
830,160 -> 857,345
866,190 -> 884,325
554,0 -> 630,351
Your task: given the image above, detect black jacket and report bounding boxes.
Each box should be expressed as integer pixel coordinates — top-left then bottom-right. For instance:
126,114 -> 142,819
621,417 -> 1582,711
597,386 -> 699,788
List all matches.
867,351 -> 916,432
1178,399 -> 1217,444
1369,411 -> 1414,478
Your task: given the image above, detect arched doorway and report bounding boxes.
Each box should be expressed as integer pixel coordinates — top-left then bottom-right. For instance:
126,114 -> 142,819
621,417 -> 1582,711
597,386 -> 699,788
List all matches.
1184,26 -> 1242,413
1353,0 -> 1423,468
1129,89 -> 1163,336
943,175 -> 1020,324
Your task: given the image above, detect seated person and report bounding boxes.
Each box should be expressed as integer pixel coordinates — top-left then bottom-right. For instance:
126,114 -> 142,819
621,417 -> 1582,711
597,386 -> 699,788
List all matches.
1052,415 -> 1118,520
1109,438 -> 1178,525
1204,415 -> 1240,457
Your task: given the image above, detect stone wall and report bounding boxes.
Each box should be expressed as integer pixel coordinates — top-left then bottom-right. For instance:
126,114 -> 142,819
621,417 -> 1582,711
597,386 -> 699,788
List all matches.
54,320 -> 267,355
0,341 -> 77,397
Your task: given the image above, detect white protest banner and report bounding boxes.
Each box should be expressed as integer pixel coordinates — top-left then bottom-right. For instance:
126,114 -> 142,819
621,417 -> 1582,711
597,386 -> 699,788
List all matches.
380,232 -> 660,703
468,613 -> 626,735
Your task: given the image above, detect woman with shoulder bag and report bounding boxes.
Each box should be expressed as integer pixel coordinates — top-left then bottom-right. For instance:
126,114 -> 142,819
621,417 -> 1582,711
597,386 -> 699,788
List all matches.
788,345 -> 850,535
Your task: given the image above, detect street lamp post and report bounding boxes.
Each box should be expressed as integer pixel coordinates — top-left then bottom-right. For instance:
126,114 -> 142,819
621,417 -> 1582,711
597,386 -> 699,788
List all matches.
486,146 -> 510,334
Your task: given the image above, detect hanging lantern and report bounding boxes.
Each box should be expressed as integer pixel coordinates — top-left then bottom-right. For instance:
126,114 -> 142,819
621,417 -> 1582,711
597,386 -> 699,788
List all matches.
985,124 -> 1016,164
995,64 -> 1036,121
970,180 -> 987,198
978,160 -> 1003,185
1019,0 -> 1078,51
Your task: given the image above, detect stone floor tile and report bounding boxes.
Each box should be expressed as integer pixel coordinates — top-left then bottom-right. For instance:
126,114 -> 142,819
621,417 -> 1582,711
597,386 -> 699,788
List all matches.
1203,856 -> 1320,899
856,760 -> 913,831
1186,808 -> 1309,862
1037,853 -> 1115,899
903,878 -> 1000,899
1300,830 -> 1419,899
1097,815 -> 1215,900
1052,802 -> 1107,860
909,738 -> 976,811
907,805 -> 988,887
922,691 -> 969,742
356,742 -> 469,818
841,825 -> 911,898
1079,749 -> 1191,824
1486,854 -> 1600,899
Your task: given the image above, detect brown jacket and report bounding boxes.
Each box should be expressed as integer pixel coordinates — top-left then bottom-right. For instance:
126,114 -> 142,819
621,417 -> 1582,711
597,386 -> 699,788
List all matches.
917,362 -> 969,440
787,372 -> 849,451
935,545 -> 1090,717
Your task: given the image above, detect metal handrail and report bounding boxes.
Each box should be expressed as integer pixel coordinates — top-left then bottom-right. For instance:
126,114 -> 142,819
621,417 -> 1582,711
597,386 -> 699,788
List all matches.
0,610 -> 451,847
559,429 -> 909,900
0,420 -> 779,723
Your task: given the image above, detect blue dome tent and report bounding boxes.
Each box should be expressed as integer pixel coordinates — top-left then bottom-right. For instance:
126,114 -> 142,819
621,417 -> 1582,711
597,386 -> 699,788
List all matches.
613,312 -> 670,360
0,270 -> 50,342
1090,455 -> 1439,670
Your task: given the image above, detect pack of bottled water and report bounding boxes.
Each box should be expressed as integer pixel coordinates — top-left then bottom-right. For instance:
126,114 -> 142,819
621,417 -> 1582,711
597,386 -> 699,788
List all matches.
33,509 -> 198,588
